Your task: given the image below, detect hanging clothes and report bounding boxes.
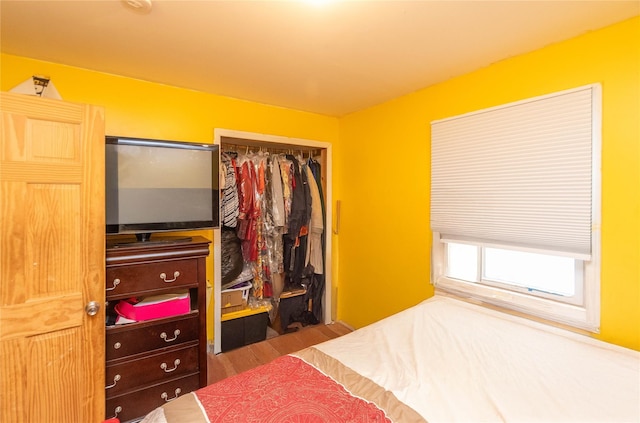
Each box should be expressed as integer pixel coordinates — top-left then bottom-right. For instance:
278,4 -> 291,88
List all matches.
308,157 -> 325,226
303,157 -> 325,323
283,154 -> 311,290
236,158 -> 254,247
220,227 -> 243,286
253,153 -> 269,298
221,145 -> 325,327
270,156 -> 285,229
285,154 -> 311,242
305,165 -> 324,275
220,153 -> 239,229
264,155 -> 285,299
279,156 -> 293,233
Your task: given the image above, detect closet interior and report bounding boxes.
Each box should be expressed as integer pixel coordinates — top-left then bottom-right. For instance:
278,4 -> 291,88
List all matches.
213,131 -> 332,354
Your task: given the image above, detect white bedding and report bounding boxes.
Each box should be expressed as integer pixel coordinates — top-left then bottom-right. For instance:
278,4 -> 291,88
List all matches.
316,295 -> 640,422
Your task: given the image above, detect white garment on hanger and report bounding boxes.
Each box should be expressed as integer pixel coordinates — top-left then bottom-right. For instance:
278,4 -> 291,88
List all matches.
270,157 -> 285,228
305,165 -> 324,274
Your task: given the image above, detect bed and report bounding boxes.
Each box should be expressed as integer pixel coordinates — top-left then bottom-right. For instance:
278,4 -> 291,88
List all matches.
141,295 -> 640,423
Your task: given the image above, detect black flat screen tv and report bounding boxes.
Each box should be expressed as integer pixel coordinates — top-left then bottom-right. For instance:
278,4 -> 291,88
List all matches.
106,136 -> 219,242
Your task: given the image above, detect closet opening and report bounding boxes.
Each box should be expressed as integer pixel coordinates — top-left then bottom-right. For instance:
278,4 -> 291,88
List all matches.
212,129 -> 333,354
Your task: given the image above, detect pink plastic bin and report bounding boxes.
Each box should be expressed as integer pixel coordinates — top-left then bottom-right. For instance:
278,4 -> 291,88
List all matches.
115,291 -> 190,321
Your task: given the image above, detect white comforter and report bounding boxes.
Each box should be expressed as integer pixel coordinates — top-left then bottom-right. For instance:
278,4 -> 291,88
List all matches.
316,295 -> 640,423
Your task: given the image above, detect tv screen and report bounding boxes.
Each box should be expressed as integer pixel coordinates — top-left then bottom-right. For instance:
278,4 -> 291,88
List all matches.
106,136 -> 219,241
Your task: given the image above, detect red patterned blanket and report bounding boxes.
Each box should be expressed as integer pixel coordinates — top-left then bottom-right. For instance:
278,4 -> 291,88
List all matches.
141,347 -> 425,423
198,354 -> 391,422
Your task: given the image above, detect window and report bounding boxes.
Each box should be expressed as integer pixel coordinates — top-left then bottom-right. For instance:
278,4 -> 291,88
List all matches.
446,243 -> 582,303
430,85 -> 601,331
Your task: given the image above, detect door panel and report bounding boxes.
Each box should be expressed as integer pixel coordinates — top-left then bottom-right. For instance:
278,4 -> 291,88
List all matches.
28,183 -> 81,296
27,328 -> 84,422
0,92 -> 105,423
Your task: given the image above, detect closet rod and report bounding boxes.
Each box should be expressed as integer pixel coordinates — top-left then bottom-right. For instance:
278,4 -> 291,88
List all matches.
221,142 -> 321,157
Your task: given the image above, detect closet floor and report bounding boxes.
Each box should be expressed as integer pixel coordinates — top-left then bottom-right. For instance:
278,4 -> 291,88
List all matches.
206,322 -> 353,385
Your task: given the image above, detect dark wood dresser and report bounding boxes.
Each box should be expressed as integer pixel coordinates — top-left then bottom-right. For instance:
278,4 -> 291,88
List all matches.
104,236 -> 210,422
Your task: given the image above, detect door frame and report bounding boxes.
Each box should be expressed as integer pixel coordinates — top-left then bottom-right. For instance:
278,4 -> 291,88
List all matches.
212,128 -> 333,354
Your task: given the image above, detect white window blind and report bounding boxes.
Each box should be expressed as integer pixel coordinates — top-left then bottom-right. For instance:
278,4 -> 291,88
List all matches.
430,85 -> 600,259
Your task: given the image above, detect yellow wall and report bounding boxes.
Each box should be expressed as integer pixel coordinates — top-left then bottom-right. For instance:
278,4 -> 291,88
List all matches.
338,16 -> 640,350
2,16 -> 638,351
0,54 -> 340,342
0,55 -> 339,143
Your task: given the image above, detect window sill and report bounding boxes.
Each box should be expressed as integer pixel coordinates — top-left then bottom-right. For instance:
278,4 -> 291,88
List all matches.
434,277 -> 600,333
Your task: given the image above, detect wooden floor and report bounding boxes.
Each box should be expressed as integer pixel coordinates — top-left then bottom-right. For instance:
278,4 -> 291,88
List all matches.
207,322 -> 353,385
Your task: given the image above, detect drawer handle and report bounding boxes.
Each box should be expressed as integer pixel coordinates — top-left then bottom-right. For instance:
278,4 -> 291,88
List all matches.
113,342 -> 121,350
160,271 -> 180,283
160,359 -> 181,373
160,329 -> 180,342
161,388 -> 181,402
105,374 -> 121,389
108,406 -> 122,419
106,278 -> 121,291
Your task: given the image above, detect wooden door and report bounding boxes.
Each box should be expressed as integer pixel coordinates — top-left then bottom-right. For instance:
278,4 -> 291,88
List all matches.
0,92 -> 105,422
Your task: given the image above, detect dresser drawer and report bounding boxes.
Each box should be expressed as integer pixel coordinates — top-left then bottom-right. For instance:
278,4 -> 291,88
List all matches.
106,258 -> 198,298
106,314 -> 199,361
106,373 -> 200,423
106,343 -> 199,397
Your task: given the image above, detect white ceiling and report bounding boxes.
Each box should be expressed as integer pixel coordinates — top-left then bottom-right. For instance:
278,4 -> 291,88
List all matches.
1,0 -> 638,117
